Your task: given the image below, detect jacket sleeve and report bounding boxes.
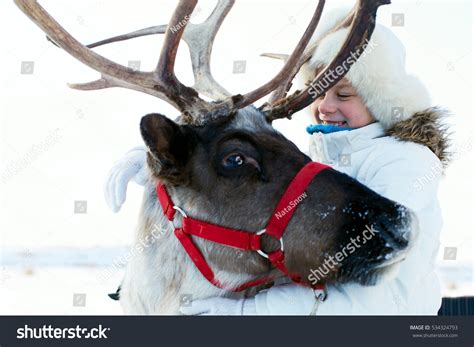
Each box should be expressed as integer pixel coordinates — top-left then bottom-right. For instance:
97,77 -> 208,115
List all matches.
253,142 -> 443,315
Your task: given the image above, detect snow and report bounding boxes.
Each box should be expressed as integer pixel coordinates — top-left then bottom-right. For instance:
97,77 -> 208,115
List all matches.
0,247 -> 472,315
0,266 -> 124,315
0,247 -> 127,314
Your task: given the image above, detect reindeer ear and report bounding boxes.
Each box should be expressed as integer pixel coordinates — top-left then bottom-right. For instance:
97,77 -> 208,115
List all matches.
140,113 -> 193,181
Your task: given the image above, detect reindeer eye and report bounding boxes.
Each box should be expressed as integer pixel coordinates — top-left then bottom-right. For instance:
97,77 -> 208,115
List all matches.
223,153 -> 245,168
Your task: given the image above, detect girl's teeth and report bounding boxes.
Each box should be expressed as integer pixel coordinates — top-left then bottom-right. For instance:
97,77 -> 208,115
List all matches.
323,120 -> 346,126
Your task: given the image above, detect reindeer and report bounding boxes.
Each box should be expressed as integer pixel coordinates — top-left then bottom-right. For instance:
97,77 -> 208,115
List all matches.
15,0 -> 415,315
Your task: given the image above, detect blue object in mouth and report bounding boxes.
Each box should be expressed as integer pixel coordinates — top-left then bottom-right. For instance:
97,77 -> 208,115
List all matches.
306,124 -> 353,135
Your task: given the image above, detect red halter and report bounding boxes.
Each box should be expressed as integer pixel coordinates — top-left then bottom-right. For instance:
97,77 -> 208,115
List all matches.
156,161 -> 330,294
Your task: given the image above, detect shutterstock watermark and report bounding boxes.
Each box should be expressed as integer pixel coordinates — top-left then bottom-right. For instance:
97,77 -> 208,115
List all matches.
412,133 -> 474,191
1,128 -> 62,184
308,224 -> 378,285
308,38 -> 378,99
412,161 -> 444,192
96,223 -> 168,283
17,324 -> 109,339
274,191 -> 308,220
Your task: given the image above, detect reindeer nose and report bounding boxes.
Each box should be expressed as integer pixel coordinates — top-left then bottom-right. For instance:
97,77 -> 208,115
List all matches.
336,201 -> 418,286
373,206 -> 414,250
373,205 -> 418,253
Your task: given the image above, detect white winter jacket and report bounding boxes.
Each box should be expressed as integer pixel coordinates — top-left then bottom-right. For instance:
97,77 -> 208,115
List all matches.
254,112 -> 448,315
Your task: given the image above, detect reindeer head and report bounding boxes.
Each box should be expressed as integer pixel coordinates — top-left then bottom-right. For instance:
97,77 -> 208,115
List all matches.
140,105 -> 413,287
16,0 -> 409,287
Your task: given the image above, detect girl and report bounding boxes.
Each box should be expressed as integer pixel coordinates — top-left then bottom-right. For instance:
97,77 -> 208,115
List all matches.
105,8 -> 450,315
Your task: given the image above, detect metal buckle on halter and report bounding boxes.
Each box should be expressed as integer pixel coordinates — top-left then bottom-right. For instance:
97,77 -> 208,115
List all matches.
256,229 -> 284,259
313,286 -> 328,302
309,287 -> 327,315
170,205 -> 188,228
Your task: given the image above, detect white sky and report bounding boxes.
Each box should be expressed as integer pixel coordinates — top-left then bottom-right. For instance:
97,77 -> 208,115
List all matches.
0,0 -> 473,267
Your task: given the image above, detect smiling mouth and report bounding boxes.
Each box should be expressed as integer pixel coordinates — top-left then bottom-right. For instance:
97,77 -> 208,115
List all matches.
321,120 -> 348,127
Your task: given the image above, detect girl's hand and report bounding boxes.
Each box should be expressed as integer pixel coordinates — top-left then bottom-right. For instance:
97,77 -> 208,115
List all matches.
104,146 -> 147,213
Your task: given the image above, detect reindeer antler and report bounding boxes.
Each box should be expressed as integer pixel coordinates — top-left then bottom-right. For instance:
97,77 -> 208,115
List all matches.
14,0 -> 229,125
83,0 -> 234,101
14,0 -> 389,125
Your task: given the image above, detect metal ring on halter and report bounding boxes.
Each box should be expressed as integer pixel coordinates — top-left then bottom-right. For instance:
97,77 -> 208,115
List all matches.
313,287 -> 328,302
256,229 -> 284,259
170,206 -> 188,229
173,206 -> 188,218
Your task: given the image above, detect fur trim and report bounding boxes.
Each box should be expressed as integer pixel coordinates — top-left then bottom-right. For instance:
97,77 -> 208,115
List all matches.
386,107 -> 452,168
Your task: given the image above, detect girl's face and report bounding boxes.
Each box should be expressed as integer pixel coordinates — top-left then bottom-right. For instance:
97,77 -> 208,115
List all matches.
310,78 -> 374,128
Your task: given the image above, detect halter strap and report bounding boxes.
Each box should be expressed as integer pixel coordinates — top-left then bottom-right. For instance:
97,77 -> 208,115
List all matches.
156,161 -> 330,293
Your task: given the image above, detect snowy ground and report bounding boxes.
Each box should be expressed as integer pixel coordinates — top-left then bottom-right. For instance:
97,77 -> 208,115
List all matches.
0,266 -> 124,315
0,247 -> 472,315
0,248 -> 126,315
